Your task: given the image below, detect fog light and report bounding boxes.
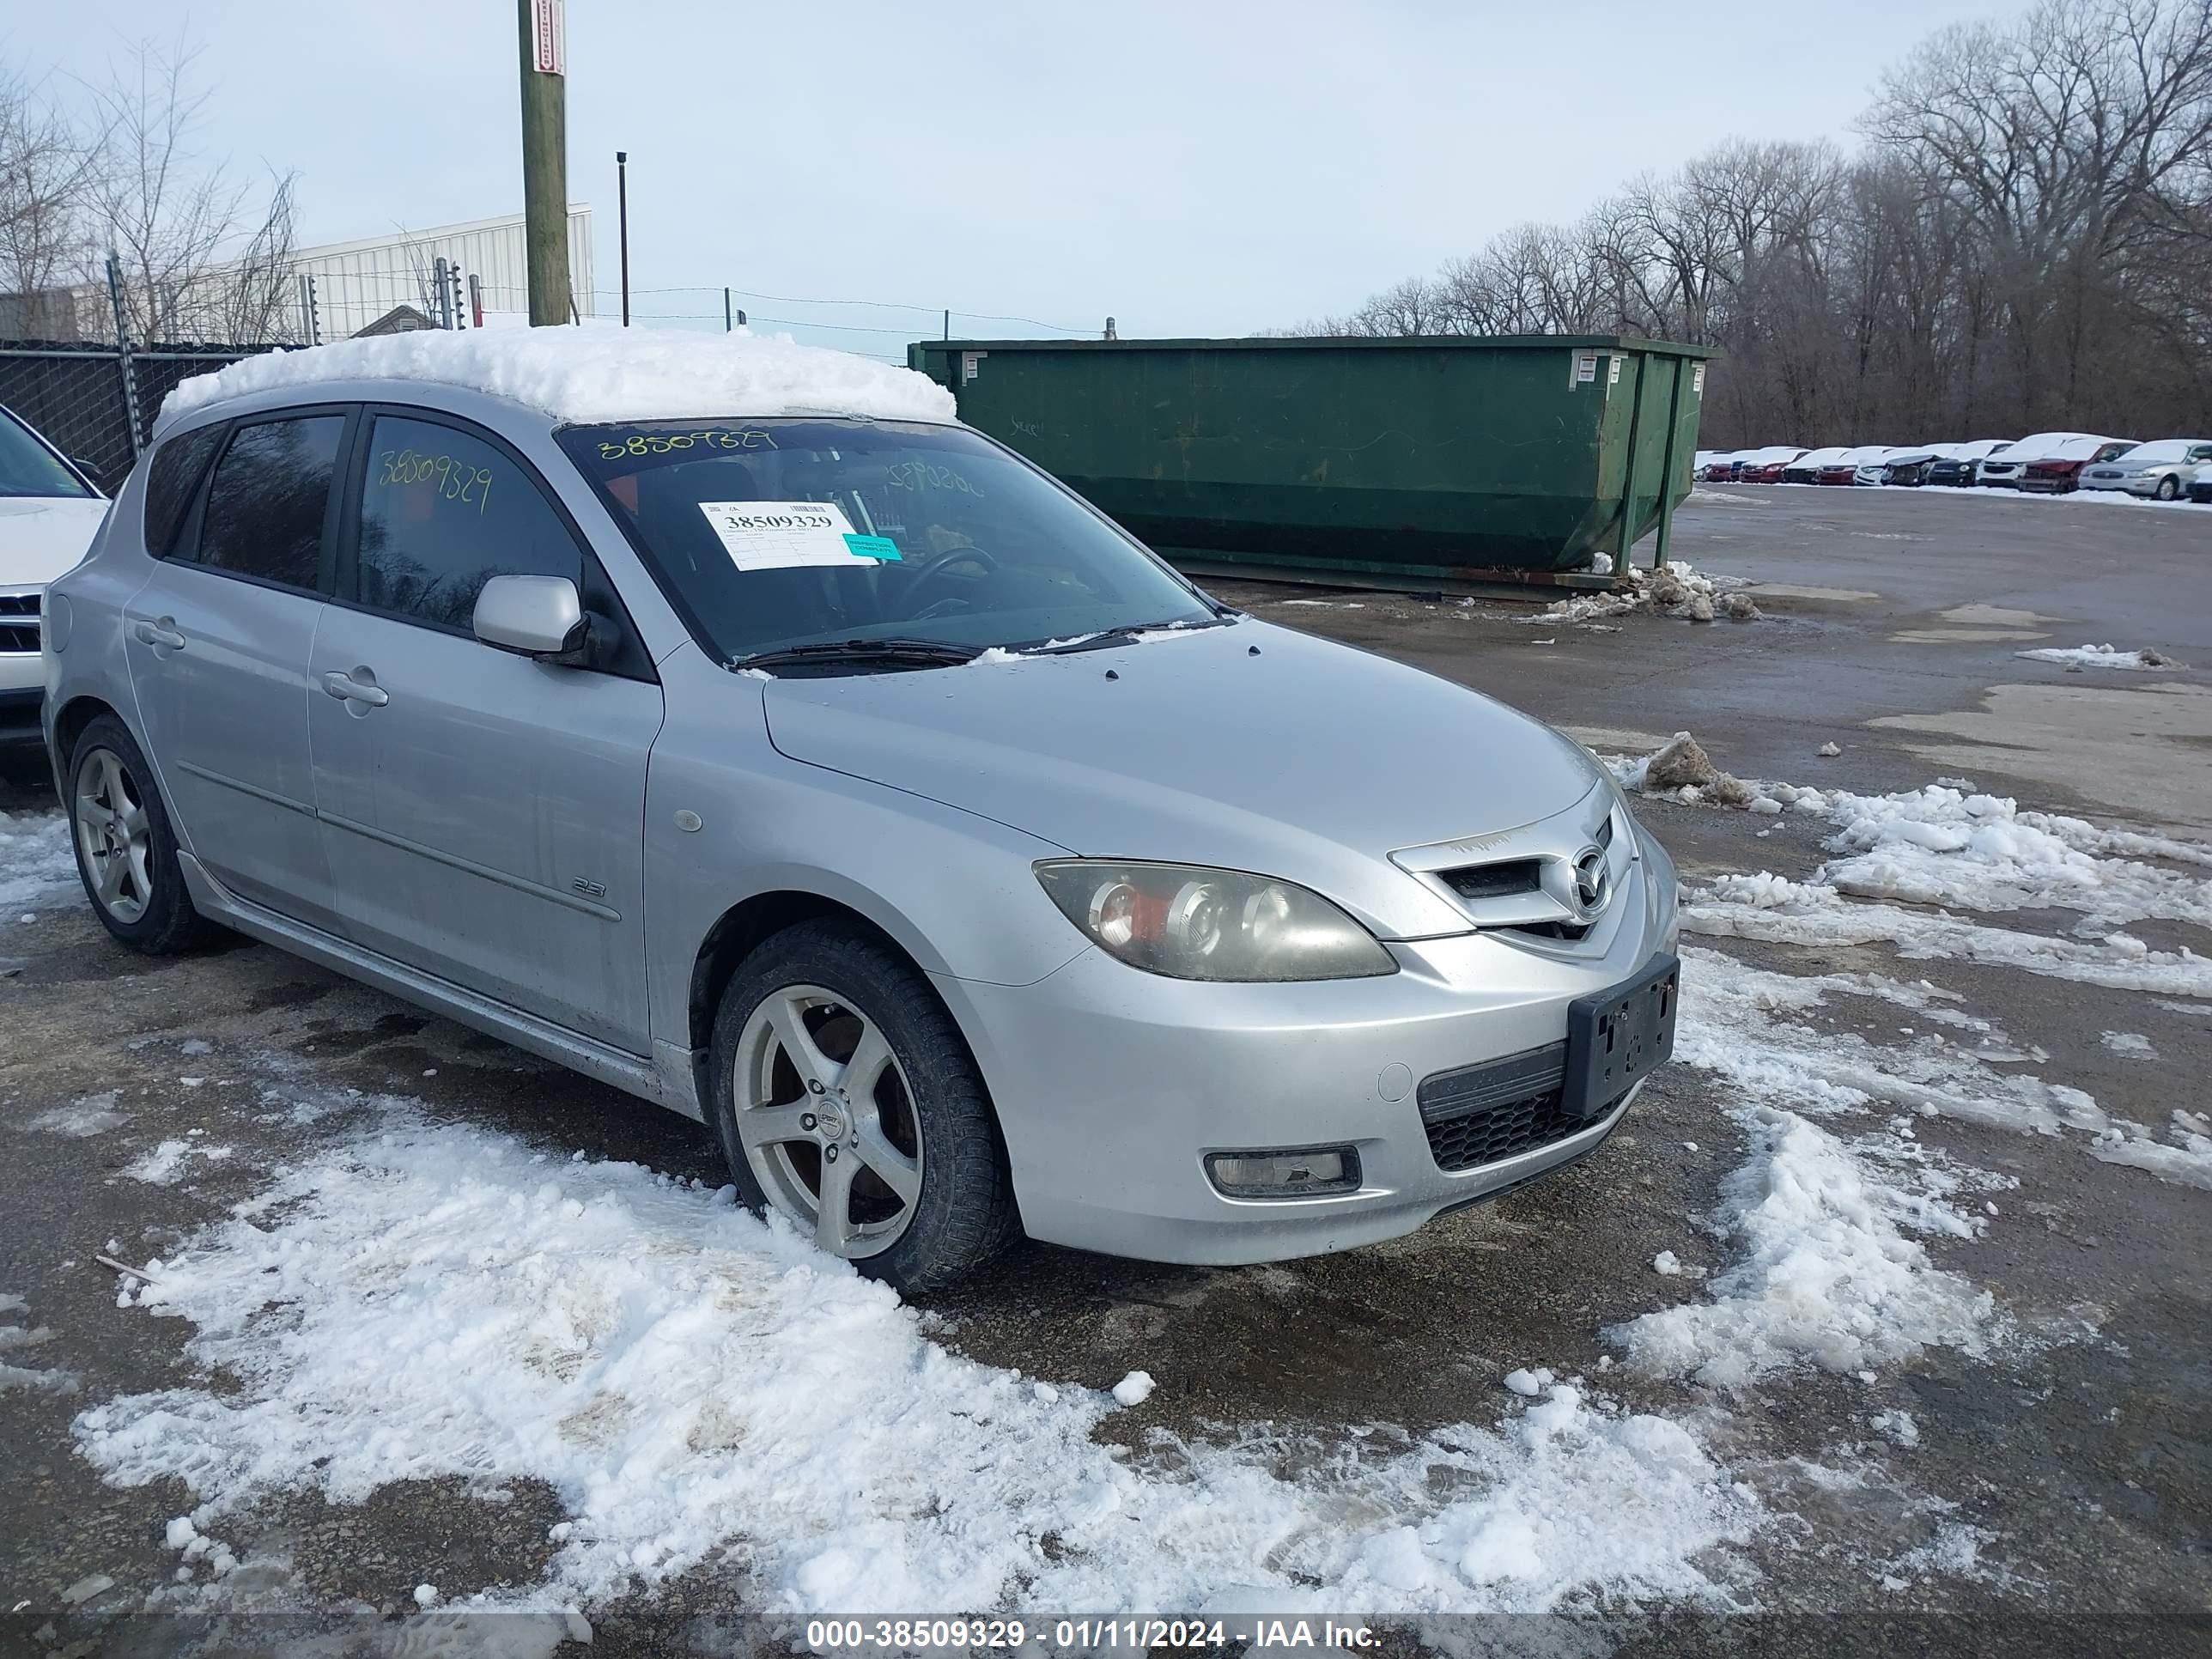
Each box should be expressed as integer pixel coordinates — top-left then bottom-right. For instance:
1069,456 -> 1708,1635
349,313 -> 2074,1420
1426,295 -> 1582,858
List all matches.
1206,1146 -> 1361,1199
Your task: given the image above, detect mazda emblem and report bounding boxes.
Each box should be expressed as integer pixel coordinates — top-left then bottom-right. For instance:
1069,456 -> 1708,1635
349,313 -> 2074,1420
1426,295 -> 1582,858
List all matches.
1571,847 -> 1610,916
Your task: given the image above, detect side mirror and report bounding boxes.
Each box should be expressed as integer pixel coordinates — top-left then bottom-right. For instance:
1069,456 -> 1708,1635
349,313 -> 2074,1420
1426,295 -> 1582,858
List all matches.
473,574 -> 587,659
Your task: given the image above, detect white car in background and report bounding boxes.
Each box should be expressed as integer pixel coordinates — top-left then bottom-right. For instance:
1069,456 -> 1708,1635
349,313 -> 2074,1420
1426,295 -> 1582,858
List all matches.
2081,439 -> 2212,501
1842,446 -> 1899,485
1,402 -> 108,748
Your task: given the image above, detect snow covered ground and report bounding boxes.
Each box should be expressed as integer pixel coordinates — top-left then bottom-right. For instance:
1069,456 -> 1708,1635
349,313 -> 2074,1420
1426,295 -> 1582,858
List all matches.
0,809 -> 76,922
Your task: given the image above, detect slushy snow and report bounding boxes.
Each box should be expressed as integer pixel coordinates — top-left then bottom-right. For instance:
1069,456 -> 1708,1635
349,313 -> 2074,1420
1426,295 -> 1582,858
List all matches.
2014,644 -> 2180,672
0,810 -> 77,918
161,326 -> 957,430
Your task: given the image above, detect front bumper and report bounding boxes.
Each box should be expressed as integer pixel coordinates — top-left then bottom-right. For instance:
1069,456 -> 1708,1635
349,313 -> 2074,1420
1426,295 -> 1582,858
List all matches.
939,831 -> 1679,1265
0,651 -> 42,746
2081,473 -> 2133,492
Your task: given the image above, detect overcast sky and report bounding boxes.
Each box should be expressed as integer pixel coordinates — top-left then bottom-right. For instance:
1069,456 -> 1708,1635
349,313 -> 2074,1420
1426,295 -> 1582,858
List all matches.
11,1 -> 2032,355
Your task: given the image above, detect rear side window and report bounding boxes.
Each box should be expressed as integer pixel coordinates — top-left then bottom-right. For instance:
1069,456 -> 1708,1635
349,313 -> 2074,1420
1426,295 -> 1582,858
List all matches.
198,416 -> 346,589
354,415 -> 580,631
143,425 -> 225,556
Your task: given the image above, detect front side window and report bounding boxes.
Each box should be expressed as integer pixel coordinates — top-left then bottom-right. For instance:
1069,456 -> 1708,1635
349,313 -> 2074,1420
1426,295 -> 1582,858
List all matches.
198,415 -> 346,589
556,419 -> 1215,665
356,415 -> 580,630
0,405 -> 94,500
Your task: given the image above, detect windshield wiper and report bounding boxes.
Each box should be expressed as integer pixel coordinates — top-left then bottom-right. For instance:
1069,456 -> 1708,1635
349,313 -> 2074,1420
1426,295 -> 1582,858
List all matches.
1026,615 -> 1238,654
732,637 -> 983,672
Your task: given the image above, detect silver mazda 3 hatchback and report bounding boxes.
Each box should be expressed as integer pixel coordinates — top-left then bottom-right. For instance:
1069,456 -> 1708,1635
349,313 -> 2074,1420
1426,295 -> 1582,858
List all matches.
42,332 -> 1679,1290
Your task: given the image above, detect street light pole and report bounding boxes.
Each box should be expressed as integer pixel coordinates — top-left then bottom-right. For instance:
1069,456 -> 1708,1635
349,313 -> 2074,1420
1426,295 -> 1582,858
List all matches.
516,0 -> 572,326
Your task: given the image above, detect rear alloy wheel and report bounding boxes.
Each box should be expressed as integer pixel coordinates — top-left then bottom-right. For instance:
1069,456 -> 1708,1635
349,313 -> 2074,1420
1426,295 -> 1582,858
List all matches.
68,714 -> 214,954
708,919 -> 1016,1291
2157,475 -> 2179,501
75,747 -> 154,924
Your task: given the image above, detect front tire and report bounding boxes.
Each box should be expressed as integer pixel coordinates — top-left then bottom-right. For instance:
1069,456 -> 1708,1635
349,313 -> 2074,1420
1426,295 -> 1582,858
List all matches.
68,714 -> 214,955
708,919 -> 1016,1291
2156,475 -> 2179,501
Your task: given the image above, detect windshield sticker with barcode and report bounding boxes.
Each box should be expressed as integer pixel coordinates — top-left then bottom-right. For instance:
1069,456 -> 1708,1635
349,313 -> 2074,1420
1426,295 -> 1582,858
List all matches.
696,501 -> 902,571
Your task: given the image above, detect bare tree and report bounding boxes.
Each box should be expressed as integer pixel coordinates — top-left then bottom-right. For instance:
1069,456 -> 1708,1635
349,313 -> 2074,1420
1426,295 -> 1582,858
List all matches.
1305,0 -> 2212,445
82,39 -> 301,343
0,67 -> 106,332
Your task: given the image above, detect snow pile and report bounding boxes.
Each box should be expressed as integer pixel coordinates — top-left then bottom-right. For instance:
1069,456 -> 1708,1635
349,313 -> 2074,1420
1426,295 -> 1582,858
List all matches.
1613,948 -> 2025,1386
2088,1110 -> 2212,1191
1615,1109 -> 1996,1389
0,809 -> 76,917
161,327 -> 957,429
1608,732 -> 1758,806
76,1113 -> 1761,1614
2014,644 -> 2182,672
1808,785 -> 2212,931
1515,561 -> 1754,629
1609,741 -> 2212,993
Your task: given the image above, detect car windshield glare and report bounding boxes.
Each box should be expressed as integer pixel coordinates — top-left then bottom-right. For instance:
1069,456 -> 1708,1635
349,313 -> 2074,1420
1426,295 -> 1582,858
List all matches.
556,419 -> 1218,665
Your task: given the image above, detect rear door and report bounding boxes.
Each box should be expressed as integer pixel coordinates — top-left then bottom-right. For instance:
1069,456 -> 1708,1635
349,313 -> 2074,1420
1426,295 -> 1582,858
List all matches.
307,407 -> 664,1053
126,410 -> 349,931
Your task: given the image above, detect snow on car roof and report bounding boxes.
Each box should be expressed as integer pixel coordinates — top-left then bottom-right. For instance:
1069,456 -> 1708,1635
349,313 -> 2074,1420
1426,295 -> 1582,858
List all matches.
158,326 -> 959,429
2040,434 -> 2127,460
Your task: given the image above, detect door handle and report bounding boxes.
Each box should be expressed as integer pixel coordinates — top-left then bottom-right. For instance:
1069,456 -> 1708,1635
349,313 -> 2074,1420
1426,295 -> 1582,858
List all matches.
132,618 -> 186,651
322,670 -> 389,708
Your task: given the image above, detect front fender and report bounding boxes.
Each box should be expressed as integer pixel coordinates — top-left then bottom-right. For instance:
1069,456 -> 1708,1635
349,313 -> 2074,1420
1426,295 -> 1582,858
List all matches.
641,663 -> 1091,1061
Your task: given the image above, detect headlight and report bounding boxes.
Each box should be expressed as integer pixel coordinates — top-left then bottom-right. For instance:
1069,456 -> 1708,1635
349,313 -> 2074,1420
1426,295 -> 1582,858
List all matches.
1034,861 -> 1396,982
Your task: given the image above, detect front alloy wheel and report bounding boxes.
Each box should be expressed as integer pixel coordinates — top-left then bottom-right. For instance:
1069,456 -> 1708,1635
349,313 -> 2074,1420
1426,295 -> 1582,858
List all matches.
732,983 -> 924,1259
708,918 -> 1016,1291
2157,475 -> 2179,501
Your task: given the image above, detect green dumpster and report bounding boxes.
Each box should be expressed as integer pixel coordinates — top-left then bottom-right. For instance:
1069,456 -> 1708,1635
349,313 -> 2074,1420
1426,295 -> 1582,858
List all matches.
906,335 -> 1711,590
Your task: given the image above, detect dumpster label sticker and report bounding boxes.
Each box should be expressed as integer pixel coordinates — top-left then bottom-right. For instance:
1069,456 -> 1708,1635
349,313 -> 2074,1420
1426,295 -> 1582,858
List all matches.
1692,363 -> 1706,396
962,350 -> 987,383
696,500 -> 896,571
1572,350 -> 1598,386
1607,355 -> 1623,386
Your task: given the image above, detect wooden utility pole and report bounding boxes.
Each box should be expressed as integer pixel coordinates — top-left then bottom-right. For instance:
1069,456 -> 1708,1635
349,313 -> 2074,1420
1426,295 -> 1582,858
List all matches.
518,0 -> 572,326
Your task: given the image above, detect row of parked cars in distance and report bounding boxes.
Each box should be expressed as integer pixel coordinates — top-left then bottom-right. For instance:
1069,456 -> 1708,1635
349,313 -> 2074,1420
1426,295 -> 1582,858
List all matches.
1698,435 -> 2212,500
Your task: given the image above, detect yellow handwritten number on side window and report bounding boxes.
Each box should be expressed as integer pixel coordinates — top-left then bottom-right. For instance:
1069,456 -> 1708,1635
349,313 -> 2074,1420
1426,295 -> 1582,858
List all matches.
378,448 -> 493,515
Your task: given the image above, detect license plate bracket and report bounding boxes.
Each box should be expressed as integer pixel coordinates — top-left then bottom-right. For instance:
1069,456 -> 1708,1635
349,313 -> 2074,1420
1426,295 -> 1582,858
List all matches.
1563,952 -> 1679,1118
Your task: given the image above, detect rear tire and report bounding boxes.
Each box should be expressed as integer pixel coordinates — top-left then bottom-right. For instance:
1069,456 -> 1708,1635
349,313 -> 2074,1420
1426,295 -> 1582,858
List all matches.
67,714 -> 215,955
708,918 -> 1017,1292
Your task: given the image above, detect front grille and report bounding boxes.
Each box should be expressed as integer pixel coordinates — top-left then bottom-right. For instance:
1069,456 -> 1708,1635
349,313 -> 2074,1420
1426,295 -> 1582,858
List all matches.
0,592 -> 40,655
1439,857 -> 1541,902
1504,919 -> 1593,943
1419,1041 -> 1600,1173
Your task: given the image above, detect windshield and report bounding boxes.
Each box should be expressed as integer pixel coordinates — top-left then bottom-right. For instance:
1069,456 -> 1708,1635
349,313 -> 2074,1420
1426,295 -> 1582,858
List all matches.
558,419 -> 1218,665
2118,441 -> 2191,463
0,406 -> 94,500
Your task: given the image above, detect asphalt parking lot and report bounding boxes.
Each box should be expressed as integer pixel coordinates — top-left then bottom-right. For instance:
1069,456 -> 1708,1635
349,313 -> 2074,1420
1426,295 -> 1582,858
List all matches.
2,484 -> 2208,1655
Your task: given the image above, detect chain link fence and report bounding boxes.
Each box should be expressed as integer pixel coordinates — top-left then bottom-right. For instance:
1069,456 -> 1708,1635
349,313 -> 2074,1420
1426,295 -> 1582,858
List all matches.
0,340 -> 271,493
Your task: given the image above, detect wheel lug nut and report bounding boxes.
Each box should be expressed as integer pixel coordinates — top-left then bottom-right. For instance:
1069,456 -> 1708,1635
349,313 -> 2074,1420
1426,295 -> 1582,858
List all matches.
800,1112 -> 816,1131
806,1079 -> 826,1095
824,1146 -> 839,1163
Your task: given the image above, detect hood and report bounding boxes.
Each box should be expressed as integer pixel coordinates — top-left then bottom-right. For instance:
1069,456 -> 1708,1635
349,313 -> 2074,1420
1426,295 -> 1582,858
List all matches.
0,495 -> 109,588
763,620 -> 1603,939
